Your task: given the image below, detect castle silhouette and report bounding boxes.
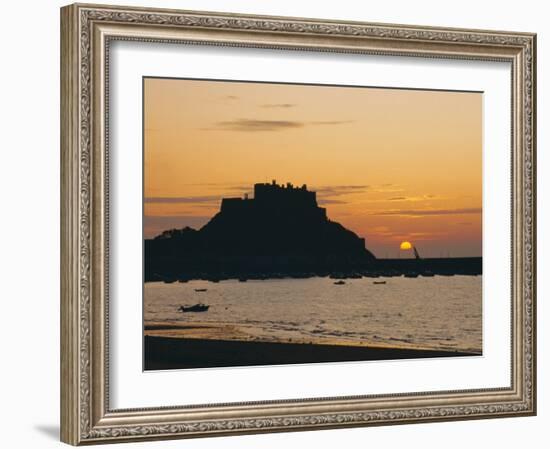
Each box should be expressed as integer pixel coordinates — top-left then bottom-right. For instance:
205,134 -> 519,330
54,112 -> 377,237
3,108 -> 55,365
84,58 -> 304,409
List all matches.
145,181 -> 375,281
221,181 -> 322,218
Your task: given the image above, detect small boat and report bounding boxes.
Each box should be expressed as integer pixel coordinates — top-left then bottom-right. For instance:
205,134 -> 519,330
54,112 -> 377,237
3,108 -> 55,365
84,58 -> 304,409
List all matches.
179,303 -> 209,313
163,279 -> 176,284
333,280 -> 346,285
194,288 -> 208,292
238,278 -> 248,283
373,281 -> 387,285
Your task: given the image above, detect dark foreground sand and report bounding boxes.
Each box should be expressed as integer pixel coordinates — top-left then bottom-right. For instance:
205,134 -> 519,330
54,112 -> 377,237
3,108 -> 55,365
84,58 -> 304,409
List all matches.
144,335 -> 479,370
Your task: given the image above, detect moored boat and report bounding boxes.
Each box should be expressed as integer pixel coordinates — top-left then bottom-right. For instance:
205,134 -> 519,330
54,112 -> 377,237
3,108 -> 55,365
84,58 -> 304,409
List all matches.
179,303 -> 209,313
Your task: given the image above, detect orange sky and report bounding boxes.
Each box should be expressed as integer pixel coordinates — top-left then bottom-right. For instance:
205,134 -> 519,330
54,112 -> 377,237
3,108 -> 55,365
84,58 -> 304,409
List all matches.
144,77 -> 482,258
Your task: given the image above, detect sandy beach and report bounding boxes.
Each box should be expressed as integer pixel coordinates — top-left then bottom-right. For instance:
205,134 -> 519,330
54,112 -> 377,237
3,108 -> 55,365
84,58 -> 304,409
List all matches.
144,322 -> 480,370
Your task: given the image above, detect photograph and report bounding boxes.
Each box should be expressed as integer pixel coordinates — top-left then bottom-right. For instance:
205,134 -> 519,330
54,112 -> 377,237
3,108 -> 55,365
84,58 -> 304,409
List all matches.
143,77 -> 483,370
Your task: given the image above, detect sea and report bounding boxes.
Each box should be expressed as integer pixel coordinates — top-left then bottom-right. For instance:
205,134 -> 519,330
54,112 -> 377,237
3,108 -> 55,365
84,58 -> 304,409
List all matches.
144,275 -> 482,353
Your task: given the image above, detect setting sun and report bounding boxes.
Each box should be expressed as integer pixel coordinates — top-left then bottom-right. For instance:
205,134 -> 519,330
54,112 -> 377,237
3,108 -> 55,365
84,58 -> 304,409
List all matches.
400,241 -> 412,250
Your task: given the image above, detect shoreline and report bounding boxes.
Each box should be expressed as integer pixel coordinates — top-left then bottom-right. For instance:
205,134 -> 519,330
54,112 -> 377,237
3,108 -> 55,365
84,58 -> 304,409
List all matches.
146,269 -> 482,284
144,335 -> 480,370
145,257 -> 482,283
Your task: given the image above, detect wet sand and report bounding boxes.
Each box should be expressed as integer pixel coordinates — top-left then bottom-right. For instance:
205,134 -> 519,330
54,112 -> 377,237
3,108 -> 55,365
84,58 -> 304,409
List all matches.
144,322 -> 479,370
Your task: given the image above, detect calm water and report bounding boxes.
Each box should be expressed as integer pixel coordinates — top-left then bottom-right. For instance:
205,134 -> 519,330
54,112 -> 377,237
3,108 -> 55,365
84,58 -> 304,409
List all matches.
144,276 -> 482,353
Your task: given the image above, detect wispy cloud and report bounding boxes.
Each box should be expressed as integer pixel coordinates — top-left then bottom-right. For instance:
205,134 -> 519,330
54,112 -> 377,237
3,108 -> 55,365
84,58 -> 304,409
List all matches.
367,184 -> 405,194
314,185 -> 370,205
260,103 -> 296,109
205,118 -> 355,132
315,185 -> 370,205
318,199 -> 348,205
167,182 -> 250,191
387,194 -> 440,202
224,185 -> 253,192
366,226 -> 449,241
211,119 -> 303,132
310,120 -> 354,125
144,196 -> 221,204
315,185 -> 370,197
370,207 -> 482,217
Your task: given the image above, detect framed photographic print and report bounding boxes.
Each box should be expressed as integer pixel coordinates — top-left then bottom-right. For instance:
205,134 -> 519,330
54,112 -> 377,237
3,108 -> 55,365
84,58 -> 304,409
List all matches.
60,3 -> 537,445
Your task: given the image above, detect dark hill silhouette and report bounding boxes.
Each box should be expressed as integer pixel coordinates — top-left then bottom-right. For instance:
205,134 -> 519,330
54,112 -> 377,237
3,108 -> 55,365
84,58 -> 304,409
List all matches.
145,181 -> 375,281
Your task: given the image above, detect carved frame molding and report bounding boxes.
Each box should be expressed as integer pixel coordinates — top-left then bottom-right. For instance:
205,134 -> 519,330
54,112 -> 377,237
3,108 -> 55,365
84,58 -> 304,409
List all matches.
61,3 -> 536,445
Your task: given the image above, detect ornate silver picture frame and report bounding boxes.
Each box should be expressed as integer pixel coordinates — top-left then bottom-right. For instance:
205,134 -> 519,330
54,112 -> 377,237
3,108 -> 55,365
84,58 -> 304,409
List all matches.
61,3 -> 536,445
